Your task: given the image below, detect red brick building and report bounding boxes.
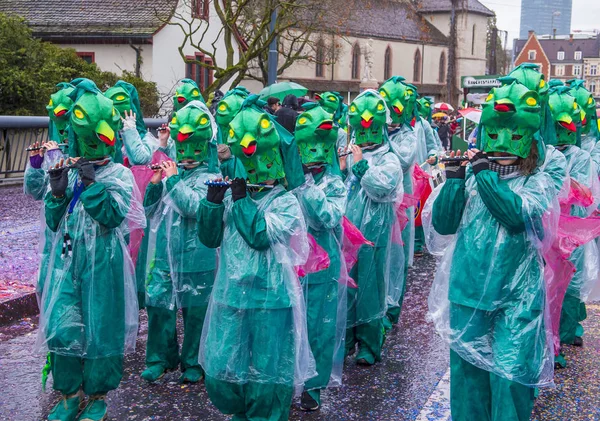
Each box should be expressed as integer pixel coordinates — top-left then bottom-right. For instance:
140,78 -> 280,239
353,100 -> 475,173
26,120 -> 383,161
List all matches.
513,31 -> 551,78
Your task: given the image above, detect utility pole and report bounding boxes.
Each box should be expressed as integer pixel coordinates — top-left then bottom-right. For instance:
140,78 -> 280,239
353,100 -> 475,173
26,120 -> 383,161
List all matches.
489,26 -> 498,75
267,8 -> 278,86
447,0 -> 458,103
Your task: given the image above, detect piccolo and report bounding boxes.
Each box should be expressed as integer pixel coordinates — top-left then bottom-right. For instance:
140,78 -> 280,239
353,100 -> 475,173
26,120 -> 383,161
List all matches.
47,159 -> 108,172
26,143 -> 68,152
147,162 -> 200,170
440,156 -> 519,163
204,180 -> 275,190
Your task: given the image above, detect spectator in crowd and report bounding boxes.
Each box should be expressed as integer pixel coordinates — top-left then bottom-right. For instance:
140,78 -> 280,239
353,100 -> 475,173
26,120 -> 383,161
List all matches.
275,94 -> 300,134
267,97 -> 281,114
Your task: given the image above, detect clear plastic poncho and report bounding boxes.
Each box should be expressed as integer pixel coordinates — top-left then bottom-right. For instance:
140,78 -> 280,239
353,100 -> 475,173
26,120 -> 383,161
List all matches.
36,162 -> 145,358
426,168 -> 558,387
293,168 -> 348,389
198,185 -> 316,390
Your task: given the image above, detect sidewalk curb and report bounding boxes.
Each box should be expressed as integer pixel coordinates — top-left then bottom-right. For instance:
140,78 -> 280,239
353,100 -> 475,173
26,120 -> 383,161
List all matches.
0,292 -> 38,325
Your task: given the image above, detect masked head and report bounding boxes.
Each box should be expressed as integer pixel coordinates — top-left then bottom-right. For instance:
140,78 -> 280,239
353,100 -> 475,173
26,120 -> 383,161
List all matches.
173,79 -> 204,111
379,76 -> 417,125
104,85 -> 131,117
47,83 -> 75,141
480,80 -> 541,159
417,96 -> 434,121
295,102 -> 337,166
348,90 -> 389,146
169,101 -> 216,163
568,79 -> 596,135
315,91 -> 342,115
508,63 -> 548,98
548,86 -> 582,146
215,86 -> 250,128
69,81 -> 121,160
227,97 -> 285,184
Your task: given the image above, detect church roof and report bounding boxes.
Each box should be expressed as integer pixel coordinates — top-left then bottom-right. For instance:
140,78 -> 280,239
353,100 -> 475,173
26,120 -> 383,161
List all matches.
414,0 -> 495,17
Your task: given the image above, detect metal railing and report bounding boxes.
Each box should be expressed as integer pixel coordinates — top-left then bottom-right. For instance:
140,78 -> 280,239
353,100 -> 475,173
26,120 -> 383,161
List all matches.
0,116 -> 167,183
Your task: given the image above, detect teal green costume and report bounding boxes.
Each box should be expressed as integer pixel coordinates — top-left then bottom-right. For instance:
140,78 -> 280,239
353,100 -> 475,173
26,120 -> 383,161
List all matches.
568,79 -> 600,152
294,102 -> 347,406
430,80 -> 555,421
173,78 -> 205,111
141,101 -> 218,384
37,79 -> 142,421
198,96 -> 314,421
343,90 -> 403,365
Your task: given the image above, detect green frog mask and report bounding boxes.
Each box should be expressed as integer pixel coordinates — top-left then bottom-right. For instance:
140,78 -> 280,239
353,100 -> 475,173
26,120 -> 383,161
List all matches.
379,76 -> 417,126
169,101 -> 216,163
295,102 -> 337,166
348,90 -> 389,146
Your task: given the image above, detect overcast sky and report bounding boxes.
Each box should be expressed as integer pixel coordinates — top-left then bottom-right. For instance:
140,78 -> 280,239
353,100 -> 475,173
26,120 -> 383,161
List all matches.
479,0 -> 600,46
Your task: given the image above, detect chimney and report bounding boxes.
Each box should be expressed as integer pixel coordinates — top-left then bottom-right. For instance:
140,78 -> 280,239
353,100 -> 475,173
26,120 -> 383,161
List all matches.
570,34 -> 574,43
553,28 -> 557,39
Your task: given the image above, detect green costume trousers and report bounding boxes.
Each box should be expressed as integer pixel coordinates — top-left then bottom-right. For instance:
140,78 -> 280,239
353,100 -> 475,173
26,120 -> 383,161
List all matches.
414,225 -> 425,253
450,351 -> 535,421
559,293 -> 586,344
386,218 -> 411,329
50,353 -> 123,396
303,280 -> 339,402
145,305 -> 207,373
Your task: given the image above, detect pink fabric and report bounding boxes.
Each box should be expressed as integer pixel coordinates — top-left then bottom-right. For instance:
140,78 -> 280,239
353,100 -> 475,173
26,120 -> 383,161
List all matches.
341,216 -> 374,289
295,233 -> 330,278
128,150 -> 170,264
560,178 -> 594,210
396,165 -> 432,230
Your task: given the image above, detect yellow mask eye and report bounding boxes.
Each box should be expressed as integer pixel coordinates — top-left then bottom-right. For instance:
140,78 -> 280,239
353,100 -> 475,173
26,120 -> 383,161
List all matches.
486,93 -> 493,102
74,109 -> 84,119
350,105 -> 357,112
526,97 -> 537,106
425,104 -> 430,108
298,117 -> 307,125
328,96 -> 336,101
407,89 -> 414,96
260,118 -> 270,129
49,99 -> 53,106
379,91 -> 387,98
573,102 -> 578,110
218,104 -> 226,111
539,79 -> 545,88
199,117 -> 208,125
377,103 -> 384,111
192,89 -> 199,97
171,117 -> 177,124
588,97 -> 594,105
115,95 -> 126,101
229,128 -> 234,138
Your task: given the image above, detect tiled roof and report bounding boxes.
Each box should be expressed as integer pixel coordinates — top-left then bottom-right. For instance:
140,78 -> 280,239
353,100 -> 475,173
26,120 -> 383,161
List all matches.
0,0 -> 177,37
514,37 -> 600,64
339,0 -> 448,45
414,0 -> 495,16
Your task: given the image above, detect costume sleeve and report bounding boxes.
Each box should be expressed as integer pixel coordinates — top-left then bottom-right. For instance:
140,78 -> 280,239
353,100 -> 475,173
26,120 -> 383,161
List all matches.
294,173 -> 346,231
24,167 -> 48,201
422,118 -> 441,155
474,170 -> 525,233
143,181 -> 164,214
164,174 -> 205,219
158,138 -> 176,160
540,146 -> 568,194
122,129 -> 157,165
197,198 -> 225,248
432,178 -> 466,235
394,129 -> 418,172
79,182 -> 129,229
570,150 -> 593,186
44,190 -> 73,232
232,197 -> 270,250
360,151 -> 403,202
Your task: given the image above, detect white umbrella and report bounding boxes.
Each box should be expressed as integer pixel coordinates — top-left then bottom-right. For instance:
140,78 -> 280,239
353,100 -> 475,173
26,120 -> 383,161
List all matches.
434,102 -> 454,112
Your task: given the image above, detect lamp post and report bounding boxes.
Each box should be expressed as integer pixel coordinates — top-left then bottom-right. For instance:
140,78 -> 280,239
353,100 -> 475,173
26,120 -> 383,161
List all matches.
551,11 -> 561,39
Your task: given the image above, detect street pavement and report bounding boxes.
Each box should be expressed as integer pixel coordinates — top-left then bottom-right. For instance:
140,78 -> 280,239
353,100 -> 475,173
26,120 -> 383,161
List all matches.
0,185 -> 599,420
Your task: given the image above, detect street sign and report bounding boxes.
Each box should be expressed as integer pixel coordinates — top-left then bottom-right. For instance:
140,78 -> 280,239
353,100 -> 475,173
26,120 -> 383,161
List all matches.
461,75 -> 502,89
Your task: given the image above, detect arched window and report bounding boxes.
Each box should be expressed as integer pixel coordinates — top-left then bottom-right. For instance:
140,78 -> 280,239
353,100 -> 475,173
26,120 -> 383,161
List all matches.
351,43 -> 360,80
315,39 -> 325,77
439,52 -> 446,83
472,24 -> 476,55
413,48 -> 421,83
384,46 -> 392,80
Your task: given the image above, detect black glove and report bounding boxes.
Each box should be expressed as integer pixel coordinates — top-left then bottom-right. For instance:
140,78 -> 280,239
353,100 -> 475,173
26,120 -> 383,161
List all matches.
75,158 -> 96,187
49,166 -> 69,197
469,151 -> 490,175
444,157 -> 465,179
231,178 -> 247,202
206,182 -> 229,204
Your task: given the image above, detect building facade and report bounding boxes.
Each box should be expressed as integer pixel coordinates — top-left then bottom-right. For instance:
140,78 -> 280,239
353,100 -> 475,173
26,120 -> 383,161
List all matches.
519,0 -> 572,39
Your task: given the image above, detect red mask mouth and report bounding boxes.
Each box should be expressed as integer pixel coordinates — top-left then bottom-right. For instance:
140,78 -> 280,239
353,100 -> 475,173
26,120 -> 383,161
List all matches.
582,117 -> 588,126
393,106 -> 403,115
315,94 -> 322,101
242,141 -> 257,157
559,121 -> 577,132
361,119 -> 373,129
97,133 -> 115,146
494,103 -> 515,113
54,109 -> 67,117
177,132 -> 191,142
177,97 -> 186,104
317,121 -> 333,130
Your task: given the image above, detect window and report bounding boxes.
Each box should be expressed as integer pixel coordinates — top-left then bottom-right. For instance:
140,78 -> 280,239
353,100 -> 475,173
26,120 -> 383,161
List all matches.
557,51 -> 565,60
185,53 -> 214,92
439,52 -> 446,83
555,65 -> 565,76
384,46 -> 392,80
471,24 -> 476,55
76,52 -> 95,64
575,51 -> 582,60
591,65 -> 598,76
413,49 -> 421,83
351,43 -> 360,80
191,0 -> 209,20
590,81 -> 596,94
528,50 -> 536,60
315,39 -> 325,78
574,65 -> 582,76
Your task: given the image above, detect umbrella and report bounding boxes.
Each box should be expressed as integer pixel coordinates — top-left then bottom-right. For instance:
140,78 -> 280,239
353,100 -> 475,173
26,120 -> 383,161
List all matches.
458,107 -> 482,124
432,112 -> 448,119
434,102 -> 454,112
259,82 -> 308,101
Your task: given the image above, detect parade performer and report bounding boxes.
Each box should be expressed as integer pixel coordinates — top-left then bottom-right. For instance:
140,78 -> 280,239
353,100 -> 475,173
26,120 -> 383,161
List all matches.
428,79 -> 556,421
197,95 -> 314,421
173,78 -> 205,111
293,102 -> 347,411
567,79 -> 600,153
37,79 -> 143,421
316,91 -> 348,149
140,101 -> 219,384
379,77 -> 418,328
341,90 -> 403,365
